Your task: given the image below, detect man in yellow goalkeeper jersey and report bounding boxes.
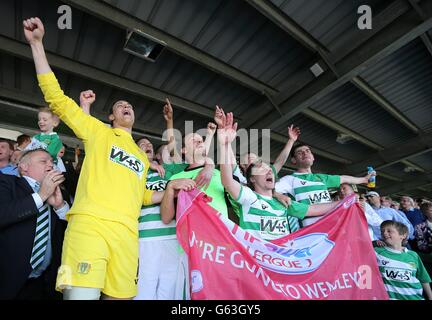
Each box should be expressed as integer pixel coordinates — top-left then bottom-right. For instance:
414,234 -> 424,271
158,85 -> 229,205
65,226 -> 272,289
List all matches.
23,17 -> 165,300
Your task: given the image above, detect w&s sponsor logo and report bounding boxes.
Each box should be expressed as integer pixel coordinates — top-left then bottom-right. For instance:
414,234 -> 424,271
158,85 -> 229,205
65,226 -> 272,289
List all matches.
260,217 -> 287,236
308,191 -> 331,204
384,269 -> 412,282
109,145 -> 144,178
146,180 -> 167,191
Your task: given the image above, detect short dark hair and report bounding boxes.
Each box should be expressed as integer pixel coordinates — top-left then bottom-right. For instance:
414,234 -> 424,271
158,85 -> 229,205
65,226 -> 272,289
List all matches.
291,143 -> 311,157
380,220 -> 408,238
16,134 -> 31,145
135,136 -> 151,145
0,138 -> 15,150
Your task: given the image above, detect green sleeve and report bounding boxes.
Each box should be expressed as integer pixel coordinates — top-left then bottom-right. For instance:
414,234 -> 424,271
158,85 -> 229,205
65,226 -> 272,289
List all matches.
287,201 -> 309,219
321,174 -> 341,188
46,136 -> 63,159
227,192 -> 241,217
415,253 -> 432,283
271,164 -> 279,182
164,163 -> 188,180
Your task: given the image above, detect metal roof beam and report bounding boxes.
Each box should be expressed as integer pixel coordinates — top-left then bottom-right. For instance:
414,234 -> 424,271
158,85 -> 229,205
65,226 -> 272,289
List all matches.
301,109 -> 384,150
270,132 -> 352,165
253,0 -> 432,130
244,0 -> 329,53
378,172 -> 432,195
62,0 -> 277,96
0,36 -> 215,119
348,132 -> 432,173
408,0 -> 432,57
351,77 -> 420,133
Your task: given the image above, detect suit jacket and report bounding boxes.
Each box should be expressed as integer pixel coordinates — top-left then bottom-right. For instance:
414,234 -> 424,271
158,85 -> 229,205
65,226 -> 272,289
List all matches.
0,173 -> 67,299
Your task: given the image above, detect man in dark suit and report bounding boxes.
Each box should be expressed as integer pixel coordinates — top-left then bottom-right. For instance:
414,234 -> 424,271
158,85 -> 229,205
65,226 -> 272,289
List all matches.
0,149 -> 69,299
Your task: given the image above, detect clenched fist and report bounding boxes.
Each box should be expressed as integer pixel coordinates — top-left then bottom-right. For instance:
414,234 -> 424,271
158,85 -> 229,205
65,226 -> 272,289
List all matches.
23,17 -> 45,45
80,90 -> 96,106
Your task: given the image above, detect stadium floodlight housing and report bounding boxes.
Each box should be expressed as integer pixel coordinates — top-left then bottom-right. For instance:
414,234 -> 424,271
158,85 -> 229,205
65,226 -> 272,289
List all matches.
336,133 -> 353,144
310,63 -> 324,77
123,29 -> 166,62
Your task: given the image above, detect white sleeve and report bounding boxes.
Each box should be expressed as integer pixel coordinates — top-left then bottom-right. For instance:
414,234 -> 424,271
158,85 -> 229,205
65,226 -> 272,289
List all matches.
364,203 -> 384,227
233,165 -> 247,185
275,175 -> 294,195
53,201 -> 70,221
25,137 -> 46,151
364,203 -> 383,241
237,185 -> 258,207
31,193 -> 44,209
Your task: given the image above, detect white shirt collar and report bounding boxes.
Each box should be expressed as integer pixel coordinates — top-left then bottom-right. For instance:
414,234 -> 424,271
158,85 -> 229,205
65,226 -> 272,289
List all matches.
22,176 -> 40,192
384,246 -> 407,254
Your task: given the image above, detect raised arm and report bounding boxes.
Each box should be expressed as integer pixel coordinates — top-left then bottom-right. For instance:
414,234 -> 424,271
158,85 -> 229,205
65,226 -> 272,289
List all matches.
340,171 -> 375,185
204,122 -> 217,156
214,105 -> 237,170
218,111 -> 241,200
273,125 -> 300,173
163,98 -> 182,163
79,90 -> 96,115
23,17 -> 106,141
23,18 -> 51,75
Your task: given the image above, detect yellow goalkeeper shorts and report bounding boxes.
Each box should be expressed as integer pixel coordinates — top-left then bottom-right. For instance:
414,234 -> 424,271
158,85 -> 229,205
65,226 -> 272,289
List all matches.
56,214 -> 139,298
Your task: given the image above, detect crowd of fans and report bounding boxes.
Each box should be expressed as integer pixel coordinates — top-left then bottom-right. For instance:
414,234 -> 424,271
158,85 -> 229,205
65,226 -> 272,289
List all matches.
0,17 -> 431,301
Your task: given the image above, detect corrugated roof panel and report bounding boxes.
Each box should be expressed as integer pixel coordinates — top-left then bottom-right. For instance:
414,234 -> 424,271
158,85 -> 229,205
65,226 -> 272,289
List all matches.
408,152 -> 432,172
360,39 -> 432,132
275,114 -> 376,161
310,82 -> 417,147
0,0 -> 16,38
0,54 -> 17,89
105,0 -> 313,87
271,0 -> 394,51
379,162 -> 410,177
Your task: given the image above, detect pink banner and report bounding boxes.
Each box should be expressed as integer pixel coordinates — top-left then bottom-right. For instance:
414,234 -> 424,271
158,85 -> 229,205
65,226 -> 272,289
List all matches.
176,190 -> 388,300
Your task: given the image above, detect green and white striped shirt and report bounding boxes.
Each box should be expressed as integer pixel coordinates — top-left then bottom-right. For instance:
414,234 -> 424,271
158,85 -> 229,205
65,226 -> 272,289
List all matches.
231,185 -> 309,241
275,173 -> 340,226
375,247 -> 431,300
138,164 -> 186,241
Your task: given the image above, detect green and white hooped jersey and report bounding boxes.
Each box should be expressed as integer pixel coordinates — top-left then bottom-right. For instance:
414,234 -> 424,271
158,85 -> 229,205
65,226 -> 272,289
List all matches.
275,173 -> 340,226
275,173 -> 340,204
232,185 -> 308,241
375,247 -> 431,300
139,169 -> 175,241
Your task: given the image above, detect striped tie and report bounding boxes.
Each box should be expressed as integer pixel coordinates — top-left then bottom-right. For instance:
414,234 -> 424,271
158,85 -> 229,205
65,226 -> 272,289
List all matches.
30,204 -> 50,270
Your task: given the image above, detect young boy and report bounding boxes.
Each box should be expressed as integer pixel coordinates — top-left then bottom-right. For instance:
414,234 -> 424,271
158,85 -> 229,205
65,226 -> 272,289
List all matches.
375,220 -> 432,300
26,107 -> 65,171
